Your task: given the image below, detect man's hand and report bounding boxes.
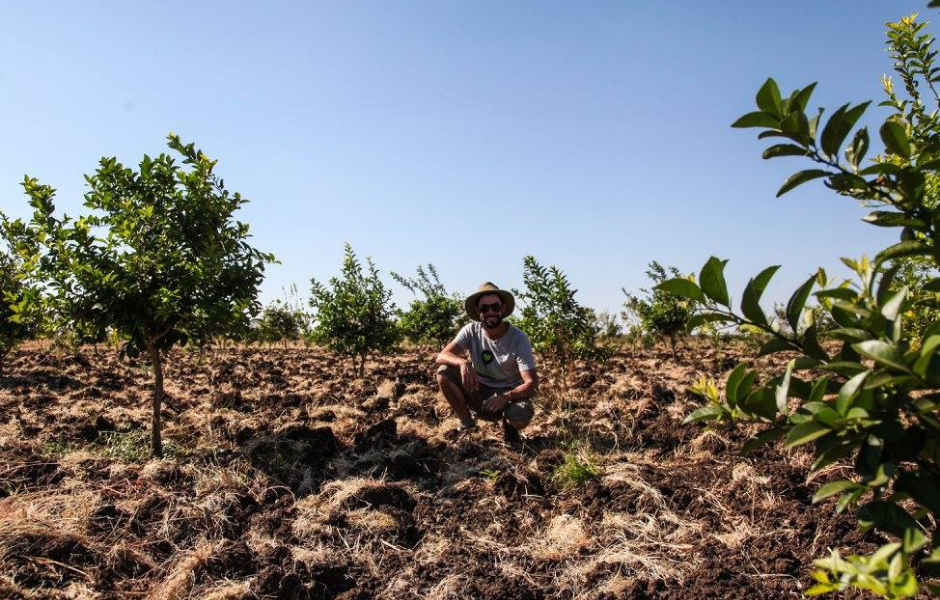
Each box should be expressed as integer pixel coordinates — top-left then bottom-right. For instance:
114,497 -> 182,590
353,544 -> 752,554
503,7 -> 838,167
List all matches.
460,361 -> 479,392
482,393 -> 509,413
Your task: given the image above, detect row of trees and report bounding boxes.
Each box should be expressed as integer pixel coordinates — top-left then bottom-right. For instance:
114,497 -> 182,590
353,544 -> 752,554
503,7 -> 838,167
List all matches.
307,247 -> 617,379
202,251 -> 701,370
0,139 -> 630,457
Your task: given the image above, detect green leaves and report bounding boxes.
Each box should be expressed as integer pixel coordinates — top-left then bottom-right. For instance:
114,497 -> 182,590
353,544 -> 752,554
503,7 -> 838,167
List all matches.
874,241 -> 930,269
3,135 -> 275,456
684,366 -> 773,425
853,340 -> 909,372
699,257 -> 730,306
740,265 -> 779,326
813,480 -> 863,504
518,256 -> 610,367
821,101 -> 870,158
0,246 -> 43,370
310,243 -> 399,376
914,335 -> 940,378
392,264 -> 466,346
777,169 -> 830,197
625,261 -> 695,357
724,16 -> 940,598
786,274 -> 817,335
756,77 -> 782,116
775,360 -> 794,415
724,363 -> 750,405
880,118 -> 911,160
732,111 -> 779,129
857,502 -> 919,538
655,278 -> 705,303
845,128 -> 870,170
785,421 -> 830,447
762,144 -> 810,159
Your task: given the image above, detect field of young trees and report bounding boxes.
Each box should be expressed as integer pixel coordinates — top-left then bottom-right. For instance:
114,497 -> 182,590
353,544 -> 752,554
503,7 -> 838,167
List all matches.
1,9 -> 940,600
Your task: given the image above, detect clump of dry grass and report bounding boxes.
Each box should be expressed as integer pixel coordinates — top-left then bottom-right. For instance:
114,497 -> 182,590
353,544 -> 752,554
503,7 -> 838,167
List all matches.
0,518 -> 100,589
0,489 -> 101,526
148,540 -> 217,600
530,515 -> 592,561
199,581 -> 249,600
542,459 -> 706,597
425,573 -> 467,600
346,508 -> 401,533
293,477 -> 414,549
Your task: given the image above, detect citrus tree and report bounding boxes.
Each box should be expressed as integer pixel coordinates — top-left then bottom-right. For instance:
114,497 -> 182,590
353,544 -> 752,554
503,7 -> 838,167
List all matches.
0,247 -> 42,376
660,12 -> 940,597
893,255 -> 940,347
623,261 -> 694,358
391,263 -> 466,347
2,134 -> 274,457
310,243 -> 398,377
513,256 -> 609,385
255,299 -> 310,347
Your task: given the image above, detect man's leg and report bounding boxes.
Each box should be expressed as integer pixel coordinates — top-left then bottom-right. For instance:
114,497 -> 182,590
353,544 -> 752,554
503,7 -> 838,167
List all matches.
504,398 -> 535,430
437,365 -> 477,429
502,398 -> 535,444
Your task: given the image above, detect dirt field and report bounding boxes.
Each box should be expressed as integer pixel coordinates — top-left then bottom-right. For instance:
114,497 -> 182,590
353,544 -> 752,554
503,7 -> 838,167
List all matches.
0,343 -> 892,599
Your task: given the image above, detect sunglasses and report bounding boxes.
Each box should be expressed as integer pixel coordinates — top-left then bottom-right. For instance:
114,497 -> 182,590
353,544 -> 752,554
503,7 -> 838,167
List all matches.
479,302 -> 503,314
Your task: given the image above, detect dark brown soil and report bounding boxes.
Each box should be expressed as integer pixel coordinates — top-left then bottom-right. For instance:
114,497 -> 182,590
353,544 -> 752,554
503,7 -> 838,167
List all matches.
0,343 -> 912,599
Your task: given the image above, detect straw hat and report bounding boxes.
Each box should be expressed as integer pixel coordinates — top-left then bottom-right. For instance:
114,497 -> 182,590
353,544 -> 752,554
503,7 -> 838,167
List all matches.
465,282 -> 515,321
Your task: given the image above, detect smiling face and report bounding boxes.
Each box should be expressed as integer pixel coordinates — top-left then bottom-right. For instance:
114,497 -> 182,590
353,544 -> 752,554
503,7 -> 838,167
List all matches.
477,293 -> 504,330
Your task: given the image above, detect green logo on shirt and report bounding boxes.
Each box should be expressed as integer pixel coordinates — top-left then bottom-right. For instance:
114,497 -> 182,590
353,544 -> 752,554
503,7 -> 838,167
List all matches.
481,350 -> 495,365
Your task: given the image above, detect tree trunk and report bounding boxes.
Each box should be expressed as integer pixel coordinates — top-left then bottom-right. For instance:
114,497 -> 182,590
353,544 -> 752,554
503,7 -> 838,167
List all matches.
144,336 -> 165,459
359,352 -> 366,379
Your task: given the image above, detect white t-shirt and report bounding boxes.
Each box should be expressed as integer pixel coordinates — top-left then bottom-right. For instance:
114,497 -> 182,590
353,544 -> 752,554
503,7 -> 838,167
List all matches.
452,322 -> 536,389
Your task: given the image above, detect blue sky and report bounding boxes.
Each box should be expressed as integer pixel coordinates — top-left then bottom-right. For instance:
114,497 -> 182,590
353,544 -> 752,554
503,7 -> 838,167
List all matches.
0,1 -> 929,316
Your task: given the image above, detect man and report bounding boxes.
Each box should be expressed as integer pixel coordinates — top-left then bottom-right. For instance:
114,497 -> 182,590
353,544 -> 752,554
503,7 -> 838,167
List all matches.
436,282 -> 538,444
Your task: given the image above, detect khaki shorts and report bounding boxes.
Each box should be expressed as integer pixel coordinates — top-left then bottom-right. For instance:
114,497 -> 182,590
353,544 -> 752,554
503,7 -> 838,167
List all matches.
437,364 -> 535,426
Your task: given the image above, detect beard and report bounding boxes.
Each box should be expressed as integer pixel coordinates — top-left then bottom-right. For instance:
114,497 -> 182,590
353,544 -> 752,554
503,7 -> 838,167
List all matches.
482,315 -> 503,330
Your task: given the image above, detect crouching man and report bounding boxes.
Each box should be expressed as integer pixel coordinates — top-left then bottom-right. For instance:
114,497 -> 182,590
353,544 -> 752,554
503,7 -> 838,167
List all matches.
436,282 -> 538,444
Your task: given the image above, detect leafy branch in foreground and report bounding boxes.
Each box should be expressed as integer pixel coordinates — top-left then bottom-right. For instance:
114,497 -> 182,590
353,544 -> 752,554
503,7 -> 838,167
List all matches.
662,12 -> 940,598
683,364 -> 776,426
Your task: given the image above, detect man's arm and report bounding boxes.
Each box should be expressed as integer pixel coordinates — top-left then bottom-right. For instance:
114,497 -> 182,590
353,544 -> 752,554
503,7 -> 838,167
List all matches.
509,368 -> 539,400
436,340 -> 467,367
436,340 -> 478,392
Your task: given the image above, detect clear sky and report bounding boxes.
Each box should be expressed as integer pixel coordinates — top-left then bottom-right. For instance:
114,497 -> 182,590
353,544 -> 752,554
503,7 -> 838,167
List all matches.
0,1 -> 929,317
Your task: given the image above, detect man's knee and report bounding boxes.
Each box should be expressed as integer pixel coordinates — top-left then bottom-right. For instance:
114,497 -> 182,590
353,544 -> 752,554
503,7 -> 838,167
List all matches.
436,364 -> 459,388
505,400 -> 534,429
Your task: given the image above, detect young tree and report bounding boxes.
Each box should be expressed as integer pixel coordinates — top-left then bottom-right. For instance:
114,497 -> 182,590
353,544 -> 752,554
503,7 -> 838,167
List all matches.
2,134 -> 274,457
664,12 -> 940,597
0,248 -> 42,376
892,255 -> 940,349
310,243 -> 398,377
513,256 -> 609,385
592,309 -> 622,342
623,261 -> 694,358
256,299 -> 308,347
391,263 -> 466,347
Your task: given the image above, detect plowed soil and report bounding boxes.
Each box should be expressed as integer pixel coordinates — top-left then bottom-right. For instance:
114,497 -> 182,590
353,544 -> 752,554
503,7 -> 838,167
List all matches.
0,343 -> 897,599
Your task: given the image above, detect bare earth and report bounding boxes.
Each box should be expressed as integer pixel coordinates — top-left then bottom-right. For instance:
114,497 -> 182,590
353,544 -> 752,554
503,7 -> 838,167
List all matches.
0,344 -> 894,599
